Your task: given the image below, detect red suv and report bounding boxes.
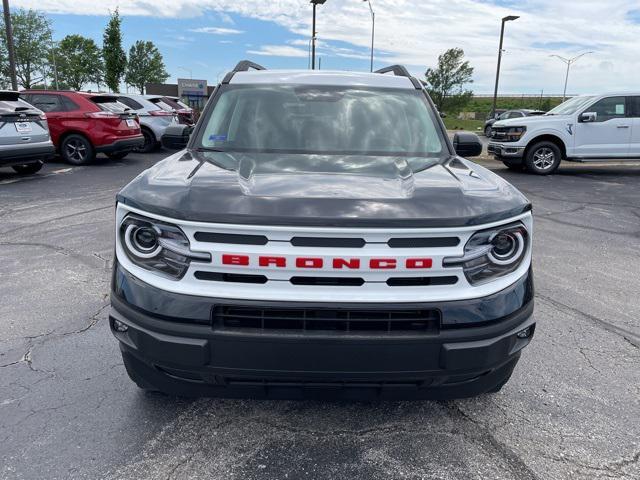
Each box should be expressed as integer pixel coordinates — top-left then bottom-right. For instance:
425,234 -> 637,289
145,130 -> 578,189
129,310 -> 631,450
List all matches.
21,91 -> 144,165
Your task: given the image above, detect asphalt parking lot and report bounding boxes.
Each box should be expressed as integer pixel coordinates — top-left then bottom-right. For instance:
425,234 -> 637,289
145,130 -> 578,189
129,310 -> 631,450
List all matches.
1,151 -> 639,480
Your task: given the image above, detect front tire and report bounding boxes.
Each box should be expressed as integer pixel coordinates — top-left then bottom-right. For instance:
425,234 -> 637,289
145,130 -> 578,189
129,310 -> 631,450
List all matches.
61,134 -> 95,165
12,161 -> 43,175
135,128 -> 157,154
525,141 -> 561,175
484,125 -> 493,137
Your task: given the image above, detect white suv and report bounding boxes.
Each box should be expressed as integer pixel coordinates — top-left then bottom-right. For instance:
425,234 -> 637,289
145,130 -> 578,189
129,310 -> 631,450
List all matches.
488,94 -> 640,174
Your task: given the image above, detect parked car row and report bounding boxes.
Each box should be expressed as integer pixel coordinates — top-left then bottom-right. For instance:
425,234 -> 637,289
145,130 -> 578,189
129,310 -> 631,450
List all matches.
0,90 -> 196,174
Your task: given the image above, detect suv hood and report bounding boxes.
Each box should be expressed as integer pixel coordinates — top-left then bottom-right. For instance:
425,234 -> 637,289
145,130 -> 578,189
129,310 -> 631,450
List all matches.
117,150 -> 531,227
493,114 -> 569,128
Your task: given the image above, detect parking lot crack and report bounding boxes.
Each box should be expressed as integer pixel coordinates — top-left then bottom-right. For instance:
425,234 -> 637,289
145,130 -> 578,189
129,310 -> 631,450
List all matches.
444,402 -> 540,480
537,294 -> 640,349
0,204 -> 112,237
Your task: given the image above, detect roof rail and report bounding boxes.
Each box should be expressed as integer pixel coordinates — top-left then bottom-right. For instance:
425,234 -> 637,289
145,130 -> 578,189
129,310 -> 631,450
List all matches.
222,60 -> 267,84
374,65 -> 422,90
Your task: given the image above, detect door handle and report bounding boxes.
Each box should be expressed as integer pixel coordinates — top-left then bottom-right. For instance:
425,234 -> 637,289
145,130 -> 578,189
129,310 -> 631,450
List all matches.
617,125 -> 630,128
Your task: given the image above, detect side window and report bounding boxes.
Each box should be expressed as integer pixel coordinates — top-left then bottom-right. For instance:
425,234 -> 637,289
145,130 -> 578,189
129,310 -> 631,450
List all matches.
119,97 -> 143,110
30,94 -> 64,113
627,97 -> 640,118
587,97 -> 627,122
512,112 -> 524,118
61,96 -> 79,111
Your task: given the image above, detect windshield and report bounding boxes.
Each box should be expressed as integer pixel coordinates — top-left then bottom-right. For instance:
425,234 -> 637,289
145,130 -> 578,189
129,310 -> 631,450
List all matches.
546,96 -> 595,115
194,85 -> 445,158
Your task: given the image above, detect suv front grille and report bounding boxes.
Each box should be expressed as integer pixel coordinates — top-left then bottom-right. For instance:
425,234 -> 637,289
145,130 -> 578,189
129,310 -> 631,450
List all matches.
213,305 -> 441,334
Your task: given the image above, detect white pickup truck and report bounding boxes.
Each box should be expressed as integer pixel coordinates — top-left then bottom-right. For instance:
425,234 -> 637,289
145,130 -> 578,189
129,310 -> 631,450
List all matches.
488,94 -> 640,174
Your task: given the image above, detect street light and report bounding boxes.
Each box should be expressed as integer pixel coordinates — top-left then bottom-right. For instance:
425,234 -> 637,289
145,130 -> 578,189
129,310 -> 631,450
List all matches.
549,52 -> 593,101
491,15 -> 519,118
363,0 -> 375,72
310,0 -> 327,70
2,0 -> 18,90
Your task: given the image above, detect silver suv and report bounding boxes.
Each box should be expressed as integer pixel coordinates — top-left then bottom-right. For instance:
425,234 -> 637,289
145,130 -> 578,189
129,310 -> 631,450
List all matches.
117,94 -> 178,153
0,91 -> 55,174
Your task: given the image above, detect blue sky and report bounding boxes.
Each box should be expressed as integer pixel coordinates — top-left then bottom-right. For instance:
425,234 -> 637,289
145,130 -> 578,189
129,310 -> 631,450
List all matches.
15,0 -> 640,94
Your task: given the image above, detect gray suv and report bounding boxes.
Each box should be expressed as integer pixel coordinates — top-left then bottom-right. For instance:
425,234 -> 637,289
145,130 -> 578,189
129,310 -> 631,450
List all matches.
0,91 -> 54,174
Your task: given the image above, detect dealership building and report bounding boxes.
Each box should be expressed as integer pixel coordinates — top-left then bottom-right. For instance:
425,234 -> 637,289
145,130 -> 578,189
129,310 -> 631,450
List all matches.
146,78 -> 213,111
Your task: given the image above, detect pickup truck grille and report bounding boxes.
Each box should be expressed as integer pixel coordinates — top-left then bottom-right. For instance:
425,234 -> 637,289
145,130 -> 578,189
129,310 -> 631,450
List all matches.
213,305 -> 440,334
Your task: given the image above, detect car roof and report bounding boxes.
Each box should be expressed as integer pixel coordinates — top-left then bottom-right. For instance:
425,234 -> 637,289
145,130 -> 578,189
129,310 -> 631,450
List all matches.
230,70 -> 416,89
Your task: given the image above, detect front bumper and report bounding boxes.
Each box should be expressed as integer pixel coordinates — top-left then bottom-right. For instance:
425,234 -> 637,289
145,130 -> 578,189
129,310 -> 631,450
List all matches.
110,263 -> 535,399
488,142 -> 526,159
95,136 -> 144,154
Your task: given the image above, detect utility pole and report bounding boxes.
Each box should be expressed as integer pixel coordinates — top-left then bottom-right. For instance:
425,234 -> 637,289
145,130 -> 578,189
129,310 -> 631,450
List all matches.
491,15 -> 519,118
2,0 -> 18,90
310,0 -> 327,70
364,0 -> 375,72
550,52 -> 593,101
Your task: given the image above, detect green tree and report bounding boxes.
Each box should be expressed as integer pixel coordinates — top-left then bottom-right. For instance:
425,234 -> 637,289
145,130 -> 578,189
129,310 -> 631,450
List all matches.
0,9 -> 52,89
0,33 -> 8,89
125,40 -> 169,94
424,48 -> 474,115
55,34 -> 103,91
102,8 -> 127,93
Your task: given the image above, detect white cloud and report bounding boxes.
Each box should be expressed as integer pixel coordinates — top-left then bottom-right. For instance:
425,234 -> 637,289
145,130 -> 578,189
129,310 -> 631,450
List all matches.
189,26 -> 243,35
247,45 -> 308,58
19,0 -> 640,93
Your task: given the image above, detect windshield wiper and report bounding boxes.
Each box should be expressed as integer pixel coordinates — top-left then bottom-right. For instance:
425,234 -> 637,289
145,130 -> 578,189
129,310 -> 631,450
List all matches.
194,146 -> 227,153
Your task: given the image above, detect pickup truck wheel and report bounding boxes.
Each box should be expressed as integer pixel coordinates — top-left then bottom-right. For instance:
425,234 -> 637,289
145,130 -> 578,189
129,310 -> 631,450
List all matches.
12,161 -> 43,174
525,142 -> 561,175
484,125 -> 493,137
61,134 -> 95,165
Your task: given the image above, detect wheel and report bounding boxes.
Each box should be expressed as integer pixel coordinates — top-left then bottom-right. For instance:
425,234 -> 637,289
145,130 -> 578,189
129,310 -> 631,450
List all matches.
107,152 -> 129,160
61,134 -> 95,165
134,128 -> 157,153
525,141 -> 561,175
12,161 -> 43,174
502,160 -> 524,171
484,125 -> 493,137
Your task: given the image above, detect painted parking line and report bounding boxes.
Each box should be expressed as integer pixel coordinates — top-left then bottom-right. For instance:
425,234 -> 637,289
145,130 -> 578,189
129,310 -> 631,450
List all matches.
0,167 -> 76,185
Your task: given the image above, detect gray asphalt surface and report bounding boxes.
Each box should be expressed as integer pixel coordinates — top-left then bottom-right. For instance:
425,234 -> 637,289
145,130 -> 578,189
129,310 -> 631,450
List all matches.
1,152 -> 639,480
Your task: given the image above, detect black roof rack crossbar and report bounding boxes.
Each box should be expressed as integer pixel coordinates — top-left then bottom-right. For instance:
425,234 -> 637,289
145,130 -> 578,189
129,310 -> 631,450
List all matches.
374,65 -> 422,90
222,60 -> 267,84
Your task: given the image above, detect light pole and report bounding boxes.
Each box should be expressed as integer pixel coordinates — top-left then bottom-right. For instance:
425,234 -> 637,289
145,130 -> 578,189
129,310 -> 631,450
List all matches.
491,15 -> 519,118
363,0 -> 375,72
2,0 -> 18,90
50,37 -> 59,90
310,0 -> 327,70
550,52 -> 593,101
178,66 -> 193,79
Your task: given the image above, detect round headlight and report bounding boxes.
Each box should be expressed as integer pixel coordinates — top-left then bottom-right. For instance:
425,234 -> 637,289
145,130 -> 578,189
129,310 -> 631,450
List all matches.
488,231 -> 524,265
125,224 -> 161,258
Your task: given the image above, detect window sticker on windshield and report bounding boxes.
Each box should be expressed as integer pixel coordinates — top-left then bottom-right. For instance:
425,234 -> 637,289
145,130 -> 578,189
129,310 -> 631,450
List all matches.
616,104 -> 625,115
209,134 -> 227,142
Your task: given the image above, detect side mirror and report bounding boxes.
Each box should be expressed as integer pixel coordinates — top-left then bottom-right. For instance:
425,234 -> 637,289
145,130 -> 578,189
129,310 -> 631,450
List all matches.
439,111 -> 447,118
161,124 -> 194,150
453,132 -> 483,158
580,112 -> 597,123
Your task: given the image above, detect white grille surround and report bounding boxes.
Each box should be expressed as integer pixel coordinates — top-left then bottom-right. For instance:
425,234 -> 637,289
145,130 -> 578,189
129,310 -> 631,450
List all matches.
115,203 -> 533,303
